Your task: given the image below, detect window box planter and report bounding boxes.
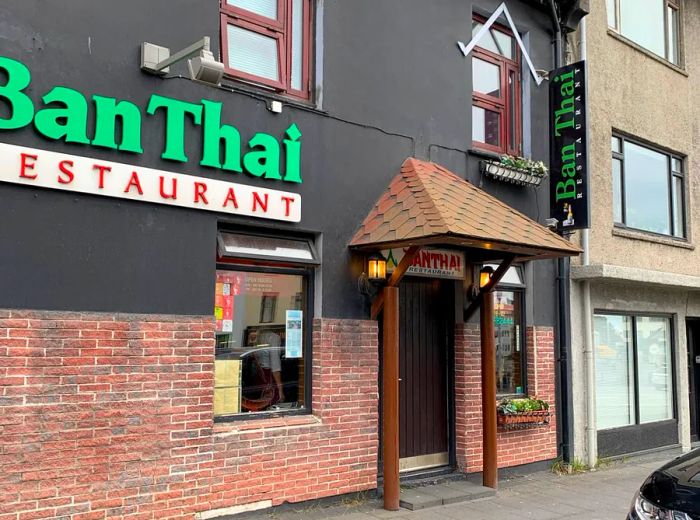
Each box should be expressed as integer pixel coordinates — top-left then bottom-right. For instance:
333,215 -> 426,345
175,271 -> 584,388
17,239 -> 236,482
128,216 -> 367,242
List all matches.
480,158 -> 547,187
497,410 -> 551,430
497,396 -> 550,430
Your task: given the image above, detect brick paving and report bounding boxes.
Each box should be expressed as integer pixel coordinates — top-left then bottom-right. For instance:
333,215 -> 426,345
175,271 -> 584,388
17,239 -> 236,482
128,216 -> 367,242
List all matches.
237,449 -> 682,520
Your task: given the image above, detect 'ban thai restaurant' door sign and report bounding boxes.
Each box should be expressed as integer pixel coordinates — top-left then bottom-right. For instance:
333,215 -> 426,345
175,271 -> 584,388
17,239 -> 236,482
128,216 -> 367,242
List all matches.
383,248 -> 465,280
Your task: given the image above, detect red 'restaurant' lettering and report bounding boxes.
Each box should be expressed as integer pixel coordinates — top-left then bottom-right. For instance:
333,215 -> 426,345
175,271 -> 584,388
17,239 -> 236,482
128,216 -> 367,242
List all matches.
281,196 -> 295,217
223,188 -> 238,208
159,176 -> 177,199
194,182 -> 208,204
58,160 -> 74,184
19,153 -> 38,179
252,192 -> 268,212
124,171 -> 143,195
93,164 -> 111,189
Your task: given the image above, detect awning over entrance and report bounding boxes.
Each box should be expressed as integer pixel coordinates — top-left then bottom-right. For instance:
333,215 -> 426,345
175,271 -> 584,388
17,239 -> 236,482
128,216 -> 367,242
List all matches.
349,157 -> 581,260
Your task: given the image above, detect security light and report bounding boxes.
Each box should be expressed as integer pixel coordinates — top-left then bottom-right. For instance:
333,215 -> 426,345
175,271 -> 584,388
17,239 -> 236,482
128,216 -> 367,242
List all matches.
141,37 -> 224,86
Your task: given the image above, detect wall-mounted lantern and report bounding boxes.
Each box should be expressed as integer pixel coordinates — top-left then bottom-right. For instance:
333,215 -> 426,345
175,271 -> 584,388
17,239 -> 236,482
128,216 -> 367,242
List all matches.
367,253 -> 387,282
480,265 -> 494,288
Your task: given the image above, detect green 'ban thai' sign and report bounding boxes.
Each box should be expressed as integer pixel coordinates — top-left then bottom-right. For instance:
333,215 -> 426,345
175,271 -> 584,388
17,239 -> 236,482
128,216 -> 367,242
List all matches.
0,56 -> 302,183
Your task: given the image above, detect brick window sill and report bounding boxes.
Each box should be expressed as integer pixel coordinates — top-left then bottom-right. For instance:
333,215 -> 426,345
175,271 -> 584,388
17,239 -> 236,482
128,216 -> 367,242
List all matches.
213,414 -> 321,437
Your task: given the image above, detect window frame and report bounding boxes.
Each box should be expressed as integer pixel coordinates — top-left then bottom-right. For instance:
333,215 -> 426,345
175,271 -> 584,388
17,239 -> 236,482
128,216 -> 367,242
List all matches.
488,264 -> 527,397
220,0 -> 313,100
612,133 -> 686,239
593,311 -> 677,431
607,0 -> 682,66
213,258 -> 315,423
471,15 -> 522,156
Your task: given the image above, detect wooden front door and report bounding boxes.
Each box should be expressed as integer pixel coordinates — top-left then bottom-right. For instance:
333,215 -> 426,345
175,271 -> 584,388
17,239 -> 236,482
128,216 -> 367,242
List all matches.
398,277 -> 450,472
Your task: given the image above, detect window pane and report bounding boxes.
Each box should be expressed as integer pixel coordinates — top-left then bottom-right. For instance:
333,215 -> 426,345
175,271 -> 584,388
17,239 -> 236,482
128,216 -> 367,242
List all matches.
226,0 -> 278,20
472,22 -> 514,59
607,0 -> 617,28
214,270 -> 306,416
636,317 -> 673,423
624,142 -> 670,235
508,70 -> 516,149
494,290 -> 523,394
290,0 -> 304,91
619,0 -> 665,58
472,106 -> 500,146
673,175 -> 684,237
218,232 -> 316,262
227,24 -> 280,81
667,6 -> 679,65
595,315 -> 635,430
612,136 -> 621,153
613,158 -> 623,223
484,264 -> 522,285
672,158 -> 682,173
472,57 -> 501,97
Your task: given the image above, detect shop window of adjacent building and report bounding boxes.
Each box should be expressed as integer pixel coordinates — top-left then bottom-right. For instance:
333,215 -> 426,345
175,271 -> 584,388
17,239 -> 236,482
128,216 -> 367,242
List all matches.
606,0 -> 681,65
612,135 -> 685,238
213,232 -> 318,420
471,17 -> 521,156
220,0 -> 313,99
594,314 -> 674,431
486,264 -> 526,395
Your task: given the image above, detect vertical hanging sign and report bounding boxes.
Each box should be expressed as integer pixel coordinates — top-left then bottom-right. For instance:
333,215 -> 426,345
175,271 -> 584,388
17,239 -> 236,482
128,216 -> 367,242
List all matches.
549,60 -> 589,232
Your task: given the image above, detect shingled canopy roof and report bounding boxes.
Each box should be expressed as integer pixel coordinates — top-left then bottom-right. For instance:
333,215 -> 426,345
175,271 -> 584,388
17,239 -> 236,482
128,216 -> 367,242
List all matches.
349,158 -> 581,261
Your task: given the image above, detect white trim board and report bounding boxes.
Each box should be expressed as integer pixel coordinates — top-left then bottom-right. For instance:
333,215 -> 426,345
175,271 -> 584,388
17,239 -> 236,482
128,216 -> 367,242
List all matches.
458,2 -> 544,86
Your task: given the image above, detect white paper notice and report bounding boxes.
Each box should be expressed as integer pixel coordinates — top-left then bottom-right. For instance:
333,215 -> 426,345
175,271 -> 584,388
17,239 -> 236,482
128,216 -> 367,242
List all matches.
285,310 -> 303,359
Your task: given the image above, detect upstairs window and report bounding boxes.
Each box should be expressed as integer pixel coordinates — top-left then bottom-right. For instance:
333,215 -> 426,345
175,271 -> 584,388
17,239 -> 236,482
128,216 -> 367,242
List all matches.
606,0 -> 680,65
220,0 -> 313,100
612,135 -> 685,238
471,17 -> 521,156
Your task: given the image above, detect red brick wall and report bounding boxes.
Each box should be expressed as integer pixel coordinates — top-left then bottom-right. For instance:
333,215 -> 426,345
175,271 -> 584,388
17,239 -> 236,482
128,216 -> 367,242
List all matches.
0,311 -> 378,520
455,324 -> 558,473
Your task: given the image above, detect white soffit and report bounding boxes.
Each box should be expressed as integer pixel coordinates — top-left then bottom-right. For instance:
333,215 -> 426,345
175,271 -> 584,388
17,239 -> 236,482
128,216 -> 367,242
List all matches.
457,2 -> 544,86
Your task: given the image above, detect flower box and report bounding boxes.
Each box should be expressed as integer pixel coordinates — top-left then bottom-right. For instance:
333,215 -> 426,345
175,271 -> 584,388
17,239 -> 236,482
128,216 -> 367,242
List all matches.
497,410 -> 551,430
480,159 -> 547,187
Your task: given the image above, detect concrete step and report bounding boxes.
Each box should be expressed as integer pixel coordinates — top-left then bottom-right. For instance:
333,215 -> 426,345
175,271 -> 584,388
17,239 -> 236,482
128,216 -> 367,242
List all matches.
399,480 -> 496,510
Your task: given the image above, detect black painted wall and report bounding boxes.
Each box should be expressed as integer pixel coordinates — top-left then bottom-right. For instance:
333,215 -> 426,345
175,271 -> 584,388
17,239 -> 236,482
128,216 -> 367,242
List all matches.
0,0 -> 558,322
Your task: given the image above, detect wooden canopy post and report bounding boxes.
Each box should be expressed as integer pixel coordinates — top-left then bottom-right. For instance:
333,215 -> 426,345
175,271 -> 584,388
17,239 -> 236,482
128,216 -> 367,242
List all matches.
480,287 -> 498,489
382,286 -> 400,510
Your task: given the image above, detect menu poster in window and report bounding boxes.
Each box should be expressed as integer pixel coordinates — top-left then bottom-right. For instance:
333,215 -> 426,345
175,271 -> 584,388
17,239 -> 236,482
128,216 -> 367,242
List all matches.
285,310 -> 303,359
215,273 -> 239,333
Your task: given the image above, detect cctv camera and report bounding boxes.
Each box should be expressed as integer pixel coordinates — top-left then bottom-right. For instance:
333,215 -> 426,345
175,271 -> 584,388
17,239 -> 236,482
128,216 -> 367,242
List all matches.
188,50 -> 224,86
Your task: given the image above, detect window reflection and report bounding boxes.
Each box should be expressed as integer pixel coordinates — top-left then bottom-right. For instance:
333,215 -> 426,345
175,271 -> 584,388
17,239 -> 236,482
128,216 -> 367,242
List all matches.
494,290 -> 522,395
214,270 -> 305,416
623,142 -> 671,235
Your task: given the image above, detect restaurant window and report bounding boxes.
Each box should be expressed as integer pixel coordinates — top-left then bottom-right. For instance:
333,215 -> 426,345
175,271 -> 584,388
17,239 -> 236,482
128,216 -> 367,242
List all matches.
486,264 -> 526,395
220,0 -> 313,99
594,314 -> 674,430
606,0 -> 681,65
612,135 -> 685,238
213,232 -> 317,420
471,16 -> 521,156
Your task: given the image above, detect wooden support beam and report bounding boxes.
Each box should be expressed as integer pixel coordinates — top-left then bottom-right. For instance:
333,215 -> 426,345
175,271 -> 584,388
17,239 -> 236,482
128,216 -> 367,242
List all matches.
463,255 -> 515,323
371,246 -> 419,319
382,286 -> 400,511
481,288 -> 498,489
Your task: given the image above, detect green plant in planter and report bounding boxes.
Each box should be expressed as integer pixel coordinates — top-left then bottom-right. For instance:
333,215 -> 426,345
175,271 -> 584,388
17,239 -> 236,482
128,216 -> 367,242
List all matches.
499,155 -> 548,177
497,395 -> 549,415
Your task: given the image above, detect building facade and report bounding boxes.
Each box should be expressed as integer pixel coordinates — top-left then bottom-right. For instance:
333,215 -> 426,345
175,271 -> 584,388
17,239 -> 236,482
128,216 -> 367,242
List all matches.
570,0 -> 700,463
0,1 -> 580,518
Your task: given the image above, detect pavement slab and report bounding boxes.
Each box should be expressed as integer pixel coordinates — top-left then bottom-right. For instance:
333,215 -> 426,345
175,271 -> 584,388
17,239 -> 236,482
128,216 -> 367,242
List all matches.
234,449 -> 683,520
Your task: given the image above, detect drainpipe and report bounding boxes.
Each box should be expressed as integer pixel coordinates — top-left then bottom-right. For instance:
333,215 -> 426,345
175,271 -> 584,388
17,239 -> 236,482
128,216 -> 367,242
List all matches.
579,15 -> 598,470
549,0 -> 574,464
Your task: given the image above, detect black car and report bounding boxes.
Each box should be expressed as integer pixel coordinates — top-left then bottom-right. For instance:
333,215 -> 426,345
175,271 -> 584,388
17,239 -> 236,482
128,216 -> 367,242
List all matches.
628,449 -> 700,520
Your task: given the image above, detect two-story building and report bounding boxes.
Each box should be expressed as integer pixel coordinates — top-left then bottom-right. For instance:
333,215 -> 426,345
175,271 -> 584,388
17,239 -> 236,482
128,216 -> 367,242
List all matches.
570,0 -> 699,465
0,1 -> 582,518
